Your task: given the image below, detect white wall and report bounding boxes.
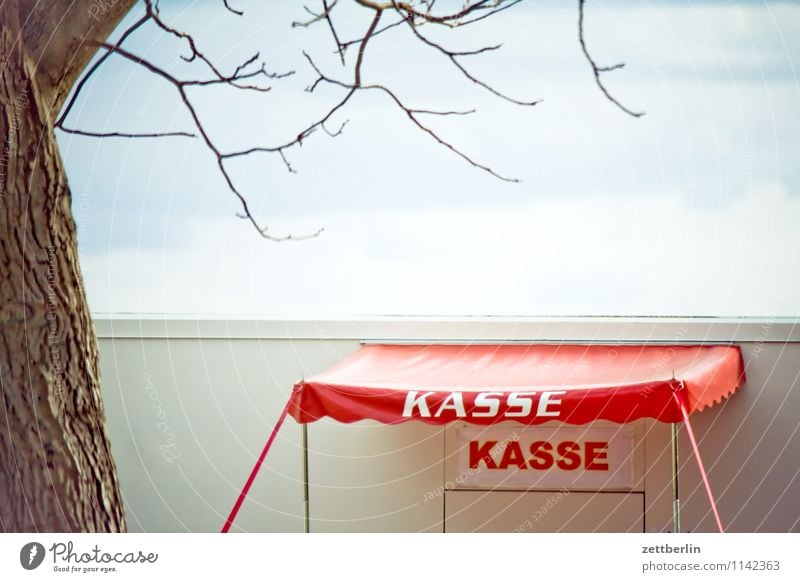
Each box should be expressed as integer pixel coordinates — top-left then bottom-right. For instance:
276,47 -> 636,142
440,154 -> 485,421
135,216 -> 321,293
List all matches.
677,341 -> 800,533
95,317 -> 800,533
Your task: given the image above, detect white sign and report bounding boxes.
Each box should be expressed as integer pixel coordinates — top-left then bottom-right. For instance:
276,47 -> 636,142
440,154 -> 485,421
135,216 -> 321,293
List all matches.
454,425 -> 635,490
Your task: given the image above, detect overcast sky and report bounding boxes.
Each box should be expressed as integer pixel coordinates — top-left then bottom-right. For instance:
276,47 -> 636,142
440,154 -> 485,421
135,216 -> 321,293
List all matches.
58,0 -> 800,317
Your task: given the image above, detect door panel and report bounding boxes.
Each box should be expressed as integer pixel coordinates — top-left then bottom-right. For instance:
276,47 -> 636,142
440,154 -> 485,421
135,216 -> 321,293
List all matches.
445,490 -> 644,532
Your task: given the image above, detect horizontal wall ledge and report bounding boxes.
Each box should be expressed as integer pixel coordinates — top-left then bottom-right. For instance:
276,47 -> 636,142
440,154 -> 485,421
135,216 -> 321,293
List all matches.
92,315 -> 800,343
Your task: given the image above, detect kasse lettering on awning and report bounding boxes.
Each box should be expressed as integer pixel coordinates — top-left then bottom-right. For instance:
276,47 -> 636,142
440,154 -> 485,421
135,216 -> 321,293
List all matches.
402,390 -> 566,419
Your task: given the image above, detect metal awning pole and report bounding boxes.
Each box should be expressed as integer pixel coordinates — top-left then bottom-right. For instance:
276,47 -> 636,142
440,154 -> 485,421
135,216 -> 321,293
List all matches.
221,397 -> 293,533
302,423 -> 310,533
672,421 -> 681,533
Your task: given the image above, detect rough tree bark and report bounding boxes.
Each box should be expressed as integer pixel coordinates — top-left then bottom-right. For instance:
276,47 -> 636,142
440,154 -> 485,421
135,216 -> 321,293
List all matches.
1,0 -> 136,532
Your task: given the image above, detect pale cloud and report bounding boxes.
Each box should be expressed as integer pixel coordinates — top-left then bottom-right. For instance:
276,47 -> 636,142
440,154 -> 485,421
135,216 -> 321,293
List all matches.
83,179 -> 800,316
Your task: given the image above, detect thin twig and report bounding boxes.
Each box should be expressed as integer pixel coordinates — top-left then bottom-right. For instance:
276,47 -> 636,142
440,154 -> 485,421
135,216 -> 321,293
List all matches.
355,0 -> 493,26
578,0 -> 644,117
304,53 -> 517,182
58,127 -> 196,139
96,42 -> 321,241
394,2 -> 539,107
457,0 -> 522,27
223,0 -> 243,16
355,9 -> 382,86
55,12 -> 151,128
323,1 -> 346,65
145,0 -> 288,91
339,18 -> 405,50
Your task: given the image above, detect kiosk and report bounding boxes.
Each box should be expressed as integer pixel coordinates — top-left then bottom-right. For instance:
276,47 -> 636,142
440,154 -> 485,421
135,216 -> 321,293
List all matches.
222,343 -> 745,533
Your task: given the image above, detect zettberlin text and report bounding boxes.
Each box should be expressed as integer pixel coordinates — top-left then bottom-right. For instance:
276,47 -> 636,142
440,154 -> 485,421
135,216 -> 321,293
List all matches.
642,544 -> 700,554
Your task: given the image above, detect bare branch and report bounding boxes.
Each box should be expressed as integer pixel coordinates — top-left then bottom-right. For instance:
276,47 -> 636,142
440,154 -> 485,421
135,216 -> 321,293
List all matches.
394,3 -> 540,107
322,119 -> 349,137
55,12 -> 151,129
305,53 -> 517,182
322,1 -> 346,65
223,0 -> 244,16
410,108 -> 475,116
145,0 -> 283,92
295,3 -> 325,26
57,127 -> 196,139
278,150 -> 298,174
95,42 -> 321,242
340,17 -> 405,51
355,0 -> 495,26
62,0 -> 551,241
293,2 -> 347,67
95,43 -> 178,86
222,53 -> 358,160
181,54 -> 293,91
578,0 -> 644,117
355,9 -> 382,86
454,0 -> 523,27
54,10 -> 197,140
448,44 -> 502,57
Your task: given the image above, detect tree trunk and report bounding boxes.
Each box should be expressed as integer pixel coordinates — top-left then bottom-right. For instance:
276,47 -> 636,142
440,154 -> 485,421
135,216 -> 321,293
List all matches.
0,3 -> 130,532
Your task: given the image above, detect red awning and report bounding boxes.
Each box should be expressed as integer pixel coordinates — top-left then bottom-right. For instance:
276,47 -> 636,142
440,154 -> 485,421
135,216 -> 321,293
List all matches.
289,344 -> 745,426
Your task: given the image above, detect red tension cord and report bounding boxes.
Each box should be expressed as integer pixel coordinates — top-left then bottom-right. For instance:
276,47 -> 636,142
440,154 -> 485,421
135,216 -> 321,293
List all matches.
673,390 -> 725,533
221,398 -> 293,533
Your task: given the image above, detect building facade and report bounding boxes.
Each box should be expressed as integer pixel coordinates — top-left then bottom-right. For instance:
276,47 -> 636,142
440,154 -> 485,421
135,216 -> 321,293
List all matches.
95,316 -> 800,533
